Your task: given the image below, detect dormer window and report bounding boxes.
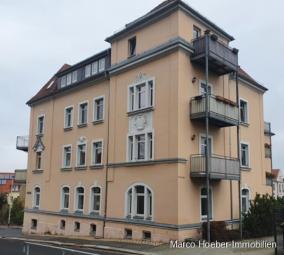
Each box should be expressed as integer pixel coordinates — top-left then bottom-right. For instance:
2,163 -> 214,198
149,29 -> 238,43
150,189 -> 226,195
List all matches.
60,71 -> 78,88
193,26 -> 201,40
128,37 -> 136,57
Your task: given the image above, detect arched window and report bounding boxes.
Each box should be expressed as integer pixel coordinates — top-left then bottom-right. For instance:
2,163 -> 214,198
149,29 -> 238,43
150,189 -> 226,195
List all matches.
90,187 -> 101,213
34,186 -> 40,208
61,186 -> 70,210
75,187 -> 84,211
241,188 -> 250,214
200,187 -> 212,221
126,184 -> 152,220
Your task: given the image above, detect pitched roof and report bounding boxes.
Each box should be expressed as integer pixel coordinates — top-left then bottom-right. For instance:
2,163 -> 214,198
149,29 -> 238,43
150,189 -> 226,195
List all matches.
106,0 -> 234,42
272,169 -> 280,178
26,64 -> 71,105
238,67 -> 268,92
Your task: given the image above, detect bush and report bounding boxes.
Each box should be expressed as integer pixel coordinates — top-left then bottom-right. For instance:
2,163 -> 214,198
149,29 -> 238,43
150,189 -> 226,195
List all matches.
10,197 -> 24,225
243,193 -> 284,238
0,193 -> 8,225
202,221 -> 240,241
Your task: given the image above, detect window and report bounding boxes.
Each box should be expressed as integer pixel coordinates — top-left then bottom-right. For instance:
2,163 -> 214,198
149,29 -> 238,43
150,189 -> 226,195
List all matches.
98,58 -> 105,72
77,143 -> 86,167
200,187 -> 212,221
37,115 -> 44,135
128,37 -> 136,57
125,229 -> 132,239
90,187 -> 101,213
128,79 -> 154,112
92,141 -> 103,165
126,184 -> 152,220
33,187 -> 40,208
143,231 -> 151,240
200,135 -> 212,156
61,76 -> 67,88
72,71 -> 77,83
74,221 -> 80,232
78,102 -> 88,125
64,107 -> 73,128
193,26 -> 201,40
31,219 -> 38,230
85,64 -> 91,78
75,187 -> 84,211
240,143 -> 249,167
66,73 -> 72,86
36,151 -> 42,170
90,224 -> 96,235
240,99 -> 248,123
241,189 -> 250,214
60,220 -> 66,230
128,132 -> 153,161
265,145 -> 272,158
63,146 -> 72,168
61,187 -> 70,210
94,97 -> 104,121
200,82 -> 212,95
91,61 -> 98,75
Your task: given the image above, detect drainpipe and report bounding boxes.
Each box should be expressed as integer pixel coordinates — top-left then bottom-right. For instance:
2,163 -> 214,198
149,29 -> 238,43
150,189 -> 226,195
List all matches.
236,69 -> 242,240
204,31 -> 211,242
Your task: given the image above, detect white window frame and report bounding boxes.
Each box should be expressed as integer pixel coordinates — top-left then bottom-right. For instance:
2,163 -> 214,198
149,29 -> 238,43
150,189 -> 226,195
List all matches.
127,78 -> 155,112
85,64 -> 91,78
127,131 -> 154,162
199,134 -> 214,155
89,186 -> 102,214
74,186 -> 85,212
241,188 -> 250,214
62,145 -> 72,168
239,98 -> 249,124
72,70 -> 78,83
36,114 -> 45,135
66,73 -> 72,86
91,139 -> 103,166
200,186 -> 213,222
78,101 -> 88,125
61,75 -> 67,88
76,141 -> 87,167
125,183 -> 154,221
60,185 -> 70,210
64,106 -> 74,129
193,25 -> 201,40
240,142 -> 250,168
35,151 -> 43,170
33,185 -> 41,209
199,80 -> 213,96
98,58 -> 105,72
93,96 -> 105,122
91,61 -> 98,75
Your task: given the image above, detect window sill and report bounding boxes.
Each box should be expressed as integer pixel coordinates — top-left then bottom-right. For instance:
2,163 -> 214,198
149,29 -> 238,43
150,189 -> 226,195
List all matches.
126,215 -> 153,221
241,166 -> 251,171
127,106 -> 154,116
90,211 -> 100,216
61,167 -> 72,172
92,119 -> 104,125
90,164 -> 104,170
77,123 -> 87,128
60,209 -> 69,213
32,169 -> 43,174
74,210 -> 83,215
75,166 -> 87,171
32,207 -> 39,210
240,122 -> 249,127
64,127 -> 73,132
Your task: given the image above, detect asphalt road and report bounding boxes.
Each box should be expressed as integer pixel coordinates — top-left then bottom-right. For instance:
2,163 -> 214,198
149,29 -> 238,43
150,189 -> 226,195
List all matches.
0,239 -> 127,255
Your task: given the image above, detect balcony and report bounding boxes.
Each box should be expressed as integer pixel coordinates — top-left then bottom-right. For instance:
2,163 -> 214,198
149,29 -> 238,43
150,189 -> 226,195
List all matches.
190,154 -> 240,180
190,95 -> 239,127
16,136 -> 29,152
191,35 -> 238,75
264,122 -> 275,136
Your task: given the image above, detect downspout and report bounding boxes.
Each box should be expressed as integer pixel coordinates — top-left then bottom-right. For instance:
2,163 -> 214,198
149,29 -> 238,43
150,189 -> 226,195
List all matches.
204,31 -> 211,242
102,71 -> 111,238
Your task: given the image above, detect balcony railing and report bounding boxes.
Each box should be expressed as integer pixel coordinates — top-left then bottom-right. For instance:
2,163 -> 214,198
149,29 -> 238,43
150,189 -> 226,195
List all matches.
264,122 -> 275,136
16,136 -> 29,152
190,154 -> 240,180
190,95 -> 239,127
191,35 -> 238,75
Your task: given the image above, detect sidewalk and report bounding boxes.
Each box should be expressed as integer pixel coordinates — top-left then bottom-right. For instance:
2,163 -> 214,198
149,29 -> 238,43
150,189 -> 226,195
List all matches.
0,226 -> 275,255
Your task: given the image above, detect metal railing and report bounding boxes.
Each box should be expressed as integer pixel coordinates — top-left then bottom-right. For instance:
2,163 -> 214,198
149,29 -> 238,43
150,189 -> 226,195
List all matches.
190,95 -> 238,123
16,136 -> 29,151
190,154 -> 240,180
264,122 -> 272,134
192,35 -> 238,67
23,241 -> 100,255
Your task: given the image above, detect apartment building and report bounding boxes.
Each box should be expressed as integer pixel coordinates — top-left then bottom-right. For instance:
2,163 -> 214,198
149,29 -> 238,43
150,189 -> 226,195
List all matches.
272,169 -> 284,198
0,173 -> 15,194
21,0 -> 274,242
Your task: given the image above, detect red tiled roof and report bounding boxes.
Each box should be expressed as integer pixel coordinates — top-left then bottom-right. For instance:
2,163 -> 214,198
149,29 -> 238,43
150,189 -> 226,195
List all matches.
272,169 -> 280,178
26,64 -> 71,105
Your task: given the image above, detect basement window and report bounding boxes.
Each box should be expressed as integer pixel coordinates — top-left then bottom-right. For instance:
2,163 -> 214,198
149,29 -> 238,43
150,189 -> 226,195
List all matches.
125,229 -> 132,239
128,37 -> 136,57
90,224 -> 96,236
143,231 -> 151,240
74,221 -> 80,232
60,220 -> 66,230
31,219 -> 38,230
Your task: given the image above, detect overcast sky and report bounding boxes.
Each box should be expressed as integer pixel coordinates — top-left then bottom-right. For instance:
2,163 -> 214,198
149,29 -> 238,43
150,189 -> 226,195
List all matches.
0,0 -> 283,172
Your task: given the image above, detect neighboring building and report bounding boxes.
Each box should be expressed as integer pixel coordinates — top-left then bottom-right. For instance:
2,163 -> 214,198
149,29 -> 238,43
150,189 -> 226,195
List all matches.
0,173 -> 15,194
13,169 -> 27,201
272,169 -> 284,198
20,0 -> 274,242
